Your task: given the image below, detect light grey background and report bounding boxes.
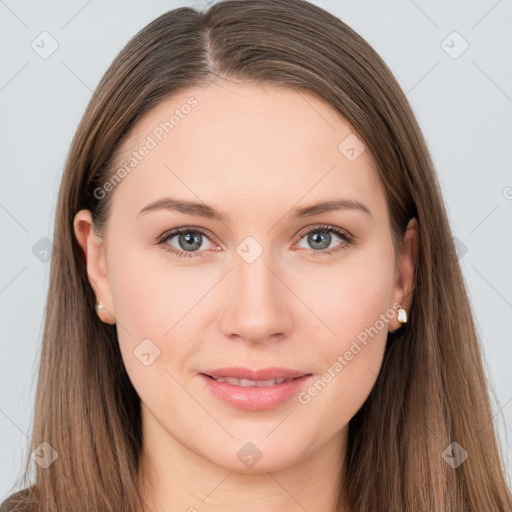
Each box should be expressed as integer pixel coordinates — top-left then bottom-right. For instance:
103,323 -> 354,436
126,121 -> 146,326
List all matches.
1,0 -> 511,498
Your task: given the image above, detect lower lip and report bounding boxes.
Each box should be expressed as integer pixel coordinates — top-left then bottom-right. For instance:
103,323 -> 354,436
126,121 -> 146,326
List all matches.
200,374 -> 313,411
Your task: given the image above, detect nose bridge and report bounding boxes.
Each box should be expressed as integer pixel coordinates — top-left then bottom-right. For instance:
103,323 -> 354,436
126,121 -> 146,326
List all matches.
219,245 -> 293,343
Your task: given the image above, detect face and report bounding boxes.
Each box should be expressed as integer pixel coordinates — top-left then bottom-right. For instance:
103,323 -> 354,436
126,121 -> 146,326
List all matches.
75,80 -> 417,474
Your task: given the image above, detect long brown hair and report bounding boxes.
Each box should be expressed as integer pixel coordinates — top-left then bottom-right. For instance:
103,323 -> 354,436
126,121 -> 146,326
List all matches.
3,1 -> 511,510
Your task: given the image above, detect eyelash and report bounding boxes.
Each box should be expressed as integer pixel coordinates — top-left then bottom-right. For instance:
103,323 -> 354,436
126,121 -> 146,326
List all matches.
155,224 -> 353,259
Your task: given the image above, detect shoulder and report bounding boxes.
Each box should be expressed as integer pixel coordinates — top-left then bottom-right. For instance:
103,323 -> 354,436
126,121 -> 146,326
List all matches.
0,488 -> 35,512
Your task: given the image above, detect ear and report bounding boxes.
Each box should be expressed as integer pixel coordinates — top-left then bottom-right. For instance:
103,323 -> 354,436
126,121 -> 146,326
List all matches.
73,209 -> 116,324
389,217 -> 418,331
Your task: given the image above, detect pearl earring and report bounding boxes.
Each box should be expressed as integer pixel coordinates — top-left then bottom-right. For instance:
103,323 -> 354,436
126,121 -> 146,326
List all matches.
94,301 -> 104,316
397,306 -> 408,324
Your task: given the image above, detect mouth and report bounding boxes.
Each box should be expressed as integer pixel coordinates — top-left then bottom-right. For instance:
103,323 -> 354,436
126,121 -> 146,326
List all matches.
200,366 -> 310,384
199,367 -> 313,410
201,374 -> 300,387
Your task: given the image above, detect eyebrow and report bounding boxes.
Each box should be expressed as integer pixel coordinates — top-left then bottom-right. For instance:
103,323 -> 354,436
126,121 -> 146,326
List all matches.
290,199 -> 372,219
137,197 -> 372,222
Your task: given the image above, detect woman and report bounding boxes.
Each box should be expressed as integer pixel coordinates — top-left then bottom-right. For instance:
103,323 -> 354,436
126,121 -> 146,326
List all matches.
2,0 -> 511,510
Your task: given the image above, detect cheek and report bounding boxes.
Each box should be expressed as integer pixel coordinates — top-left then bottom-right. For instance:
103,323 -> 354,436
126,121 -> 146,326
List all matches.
107,250 -> 189,409
106,245 -> 207,379
300,245 -> 396,344
295,244 -> 395,416
107,244 -> 181,334
297,293 -> 391,436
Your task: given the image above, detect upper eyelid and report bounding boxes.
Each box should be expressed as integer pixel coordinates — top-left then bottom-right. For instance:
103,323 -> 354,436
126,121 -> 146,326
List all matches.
294,224 -> 352,240
157,226 -> 216,245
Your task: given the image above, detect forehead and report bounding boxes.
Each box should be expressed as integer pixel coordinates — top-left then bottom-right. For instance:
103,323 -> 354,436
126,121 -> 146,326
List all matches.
108,79 -> 385,222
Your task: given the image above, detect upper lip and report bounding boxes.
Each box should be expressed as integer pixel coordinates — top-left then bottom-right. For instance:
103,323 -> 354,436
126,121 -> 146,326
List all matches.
201,367 -> 310,381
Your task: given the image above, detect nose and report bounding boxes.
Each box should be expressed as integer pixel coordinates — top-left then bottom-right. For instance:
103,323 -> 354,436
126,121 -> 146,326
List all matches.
218,251 -> 294,345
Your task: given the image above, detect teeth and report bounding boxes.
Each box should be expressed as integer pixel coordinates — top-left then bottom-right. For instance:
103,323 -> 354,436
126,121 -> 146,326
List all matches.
214,377 -> 290,387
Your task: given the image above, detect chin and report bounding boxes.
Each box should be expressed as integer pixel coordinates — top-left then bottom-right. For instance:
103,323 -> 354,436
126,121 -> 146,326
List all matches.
198,434 -> 312,474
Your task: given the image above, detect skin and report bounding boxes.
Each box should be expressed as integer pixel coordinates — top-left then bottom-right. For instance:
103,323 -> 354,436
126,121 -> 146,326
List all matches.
74,79 -> 418,512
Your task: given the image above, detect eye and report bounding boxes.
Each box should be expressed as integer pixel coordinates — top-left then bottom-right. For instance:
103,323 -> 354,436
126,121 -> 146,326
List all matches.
155,224 -> 353,259
156,227 -> 218,258
294,224 -> 353,257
